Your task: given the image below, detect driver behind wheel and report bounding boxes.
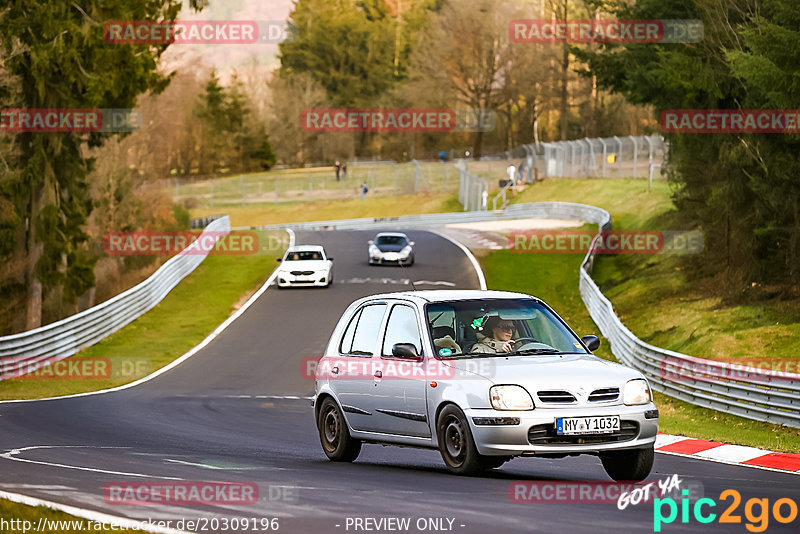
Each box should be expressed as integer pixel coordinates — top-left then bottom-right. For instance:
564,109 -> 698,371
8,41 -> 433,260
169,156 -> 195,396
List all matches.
471,316 -> 516,353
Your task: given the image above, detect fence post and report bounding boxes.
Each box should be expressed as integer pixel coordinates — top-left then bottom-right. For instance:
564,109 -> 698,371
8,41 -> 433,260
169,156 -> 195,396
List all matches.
629,136 -> 638,178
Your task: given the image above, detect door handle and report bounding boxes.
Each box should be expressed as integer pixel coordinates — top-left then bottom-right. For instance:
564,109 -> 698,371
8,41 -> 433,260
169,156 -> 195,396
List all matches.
332,366 -> 339,375
374,370 -> 382,378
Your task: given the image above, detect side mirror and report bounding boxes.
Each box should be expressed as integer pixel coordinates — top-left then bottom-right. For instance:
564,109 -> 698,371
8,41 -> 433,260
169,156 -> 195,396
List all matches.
328,257 -> 333,261
368,240 -> 374,245
409,241 -> 415,246
276,258 -> 282,262
581,335 -> 600,352
391,343 -> 423,362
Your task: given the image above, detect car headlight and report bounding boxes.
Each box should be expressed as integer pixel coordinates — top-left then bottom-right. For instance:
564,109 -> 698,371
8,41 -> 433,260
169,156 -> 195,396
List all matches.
369,245 -> 380,256
490,385 -> 534,411
623,379 -> 651,405
399,246 -> 412,257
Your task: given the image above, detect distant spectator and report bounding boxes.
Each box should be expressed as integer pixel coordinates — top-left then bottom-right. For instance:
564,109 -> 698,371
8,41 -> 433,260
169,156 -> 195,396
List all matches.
360,181 -> 369,199
341,162 -> 347,180
518,161 -> 526,184
335,161 -> 341,181
506,163 -> 516,185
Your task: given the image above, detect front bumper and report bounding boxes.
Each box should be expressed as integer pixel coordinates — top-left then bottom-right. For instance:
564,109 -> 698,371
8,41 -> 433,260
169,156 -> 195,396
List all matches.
464,403 -> 658,456
277,272 -> 329,287
369,252 -> 413,265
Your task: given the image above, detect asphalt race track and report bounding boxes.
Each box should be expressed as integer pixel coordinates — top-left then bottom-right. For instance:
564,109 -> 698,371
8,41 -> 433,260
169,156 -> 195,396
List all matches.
1,230 -> 798,534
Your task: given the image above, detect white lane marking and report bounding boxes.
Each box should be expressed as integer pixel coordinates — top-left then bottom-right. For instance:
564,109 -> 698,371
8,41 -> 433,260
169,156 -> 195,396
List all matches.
340,277 -> 454,286
430,230 -> 487,290
0,229 -> 295,405
222,395 -> 314,400
0,446 -> 183,480
0,489 -> 192,534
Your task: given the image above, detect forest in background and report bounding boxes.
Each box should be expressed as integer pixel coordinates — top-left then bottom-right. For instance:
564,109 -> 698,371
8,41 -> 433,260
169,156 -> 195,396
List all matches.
0,0 -> 797,335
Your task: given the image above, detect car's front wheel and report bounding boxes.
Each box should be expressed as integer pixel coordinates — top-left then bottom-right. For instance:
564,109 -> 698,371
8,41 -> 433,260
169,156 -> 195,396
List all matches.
600,446 -> 654,481
437,405 -> 487,475
317,397 -> 361,462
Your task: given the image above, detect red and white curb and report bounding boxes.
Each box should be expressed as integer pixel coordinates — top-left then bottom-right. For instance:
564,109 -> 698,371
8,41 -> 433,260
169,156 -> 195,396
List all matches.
656,433 -> 800,474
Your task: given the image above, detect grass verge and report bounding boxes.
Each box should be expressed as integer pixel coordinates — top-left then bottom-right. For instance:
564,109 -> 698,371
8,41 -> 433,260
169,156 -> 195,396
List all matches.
0,251 -> 278,401
0,498 -> 145,533
190,192 -> 462,228
481,177 -> 800,452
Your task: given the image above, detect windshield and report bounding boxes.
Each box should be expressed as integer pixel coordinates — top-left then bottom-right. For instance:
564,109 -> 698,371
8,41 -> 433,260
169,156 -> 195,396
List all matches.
285,251 -> 323,261
426,299 -> 588,358
375,236 -> 408,246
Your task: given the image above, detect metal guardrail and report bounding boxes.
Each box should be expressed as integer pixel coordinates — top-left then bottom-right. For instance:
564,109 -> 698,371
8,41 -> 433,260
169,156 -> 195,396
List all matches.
0,216 -> 231,379
577,219 -> 800,429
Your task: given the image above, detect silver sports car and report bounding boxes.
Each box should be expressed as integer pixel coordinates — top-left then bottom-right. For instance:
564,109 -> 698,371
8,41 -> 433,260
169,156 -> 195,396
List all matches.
368,232 -> 415,265
313,290 -> 658,479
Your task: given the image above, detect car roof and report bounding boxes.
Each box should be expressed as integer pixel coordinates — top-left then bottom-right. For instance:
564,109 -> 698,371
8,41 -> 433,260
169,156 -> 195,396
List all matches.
285,245 -> 325,252
375,232 -> 408,238
357,289 -> 538,304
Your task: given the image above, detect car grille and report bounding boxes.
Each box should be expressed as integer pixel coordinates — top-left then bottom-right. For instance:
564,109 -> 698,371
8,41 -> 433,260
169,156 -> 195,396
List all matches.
537,390 -> 577,404
291,271 -> 314,275
588,387 -> 620,402
527,420 -> 639,445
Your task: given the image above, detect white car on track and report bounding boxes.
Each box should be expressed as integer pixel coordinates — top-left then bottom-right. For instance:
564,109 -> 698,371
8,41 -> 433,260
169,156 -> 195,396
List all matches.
276,245 -> 333,288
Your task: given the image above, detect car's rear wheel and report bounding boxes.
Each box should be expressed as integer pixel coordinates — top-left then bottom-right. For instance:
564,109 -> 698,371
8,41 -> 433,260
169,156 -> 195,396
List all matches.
317,397 -> 361,462
600,446 -> 654,481
437,405 -> 486,475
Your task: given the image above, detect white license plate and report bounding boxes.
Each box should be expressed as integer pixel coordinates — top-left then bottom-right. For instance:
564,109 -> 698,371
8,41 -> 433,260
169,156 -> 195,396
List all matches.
556,416 -> 620,435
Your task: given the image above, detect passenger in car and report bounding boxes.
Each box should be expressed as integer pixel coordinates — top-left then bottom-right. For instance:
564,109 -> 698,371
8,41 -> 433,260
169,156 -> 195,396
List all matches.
471,316 -> 516,353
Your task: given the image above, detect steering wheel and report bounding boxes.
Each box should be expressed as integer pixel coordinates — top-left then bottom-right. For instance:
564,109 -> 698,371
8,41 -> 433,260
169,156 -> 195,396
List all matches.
512,337 -> 556,351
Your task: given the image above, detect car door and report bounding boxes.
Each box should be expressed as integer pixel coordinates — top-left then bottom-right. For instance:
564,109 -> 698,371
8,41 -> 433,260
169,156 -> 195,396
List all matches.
370,302 -> 431,438
327,303 -> 387,432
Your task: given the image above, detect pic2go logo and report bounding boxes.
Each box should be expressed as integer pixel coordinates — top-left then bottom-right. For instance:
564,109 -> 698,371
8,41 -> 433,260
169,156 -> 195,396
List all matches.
654,489 -> 798,532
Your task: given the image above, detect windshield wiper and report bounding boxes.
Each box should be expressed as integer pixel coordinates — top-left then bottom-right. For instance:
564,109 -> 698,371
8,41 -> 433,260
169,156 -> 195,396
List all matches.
506,348 -> 564,355
444,352 -> 498,359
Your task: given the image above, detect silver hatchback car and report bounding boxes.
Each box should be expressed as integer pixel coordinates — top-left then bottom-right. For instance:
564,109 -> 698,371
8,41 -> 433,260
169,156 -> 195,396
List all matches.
313,290 -> 659,479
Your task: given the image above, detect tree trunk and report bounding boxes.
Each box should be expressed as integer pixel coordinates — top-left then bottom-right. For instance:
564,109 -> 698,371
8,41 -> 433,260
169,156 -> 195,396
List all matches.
25,187 -> 43,330
559,1 -> 569,140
